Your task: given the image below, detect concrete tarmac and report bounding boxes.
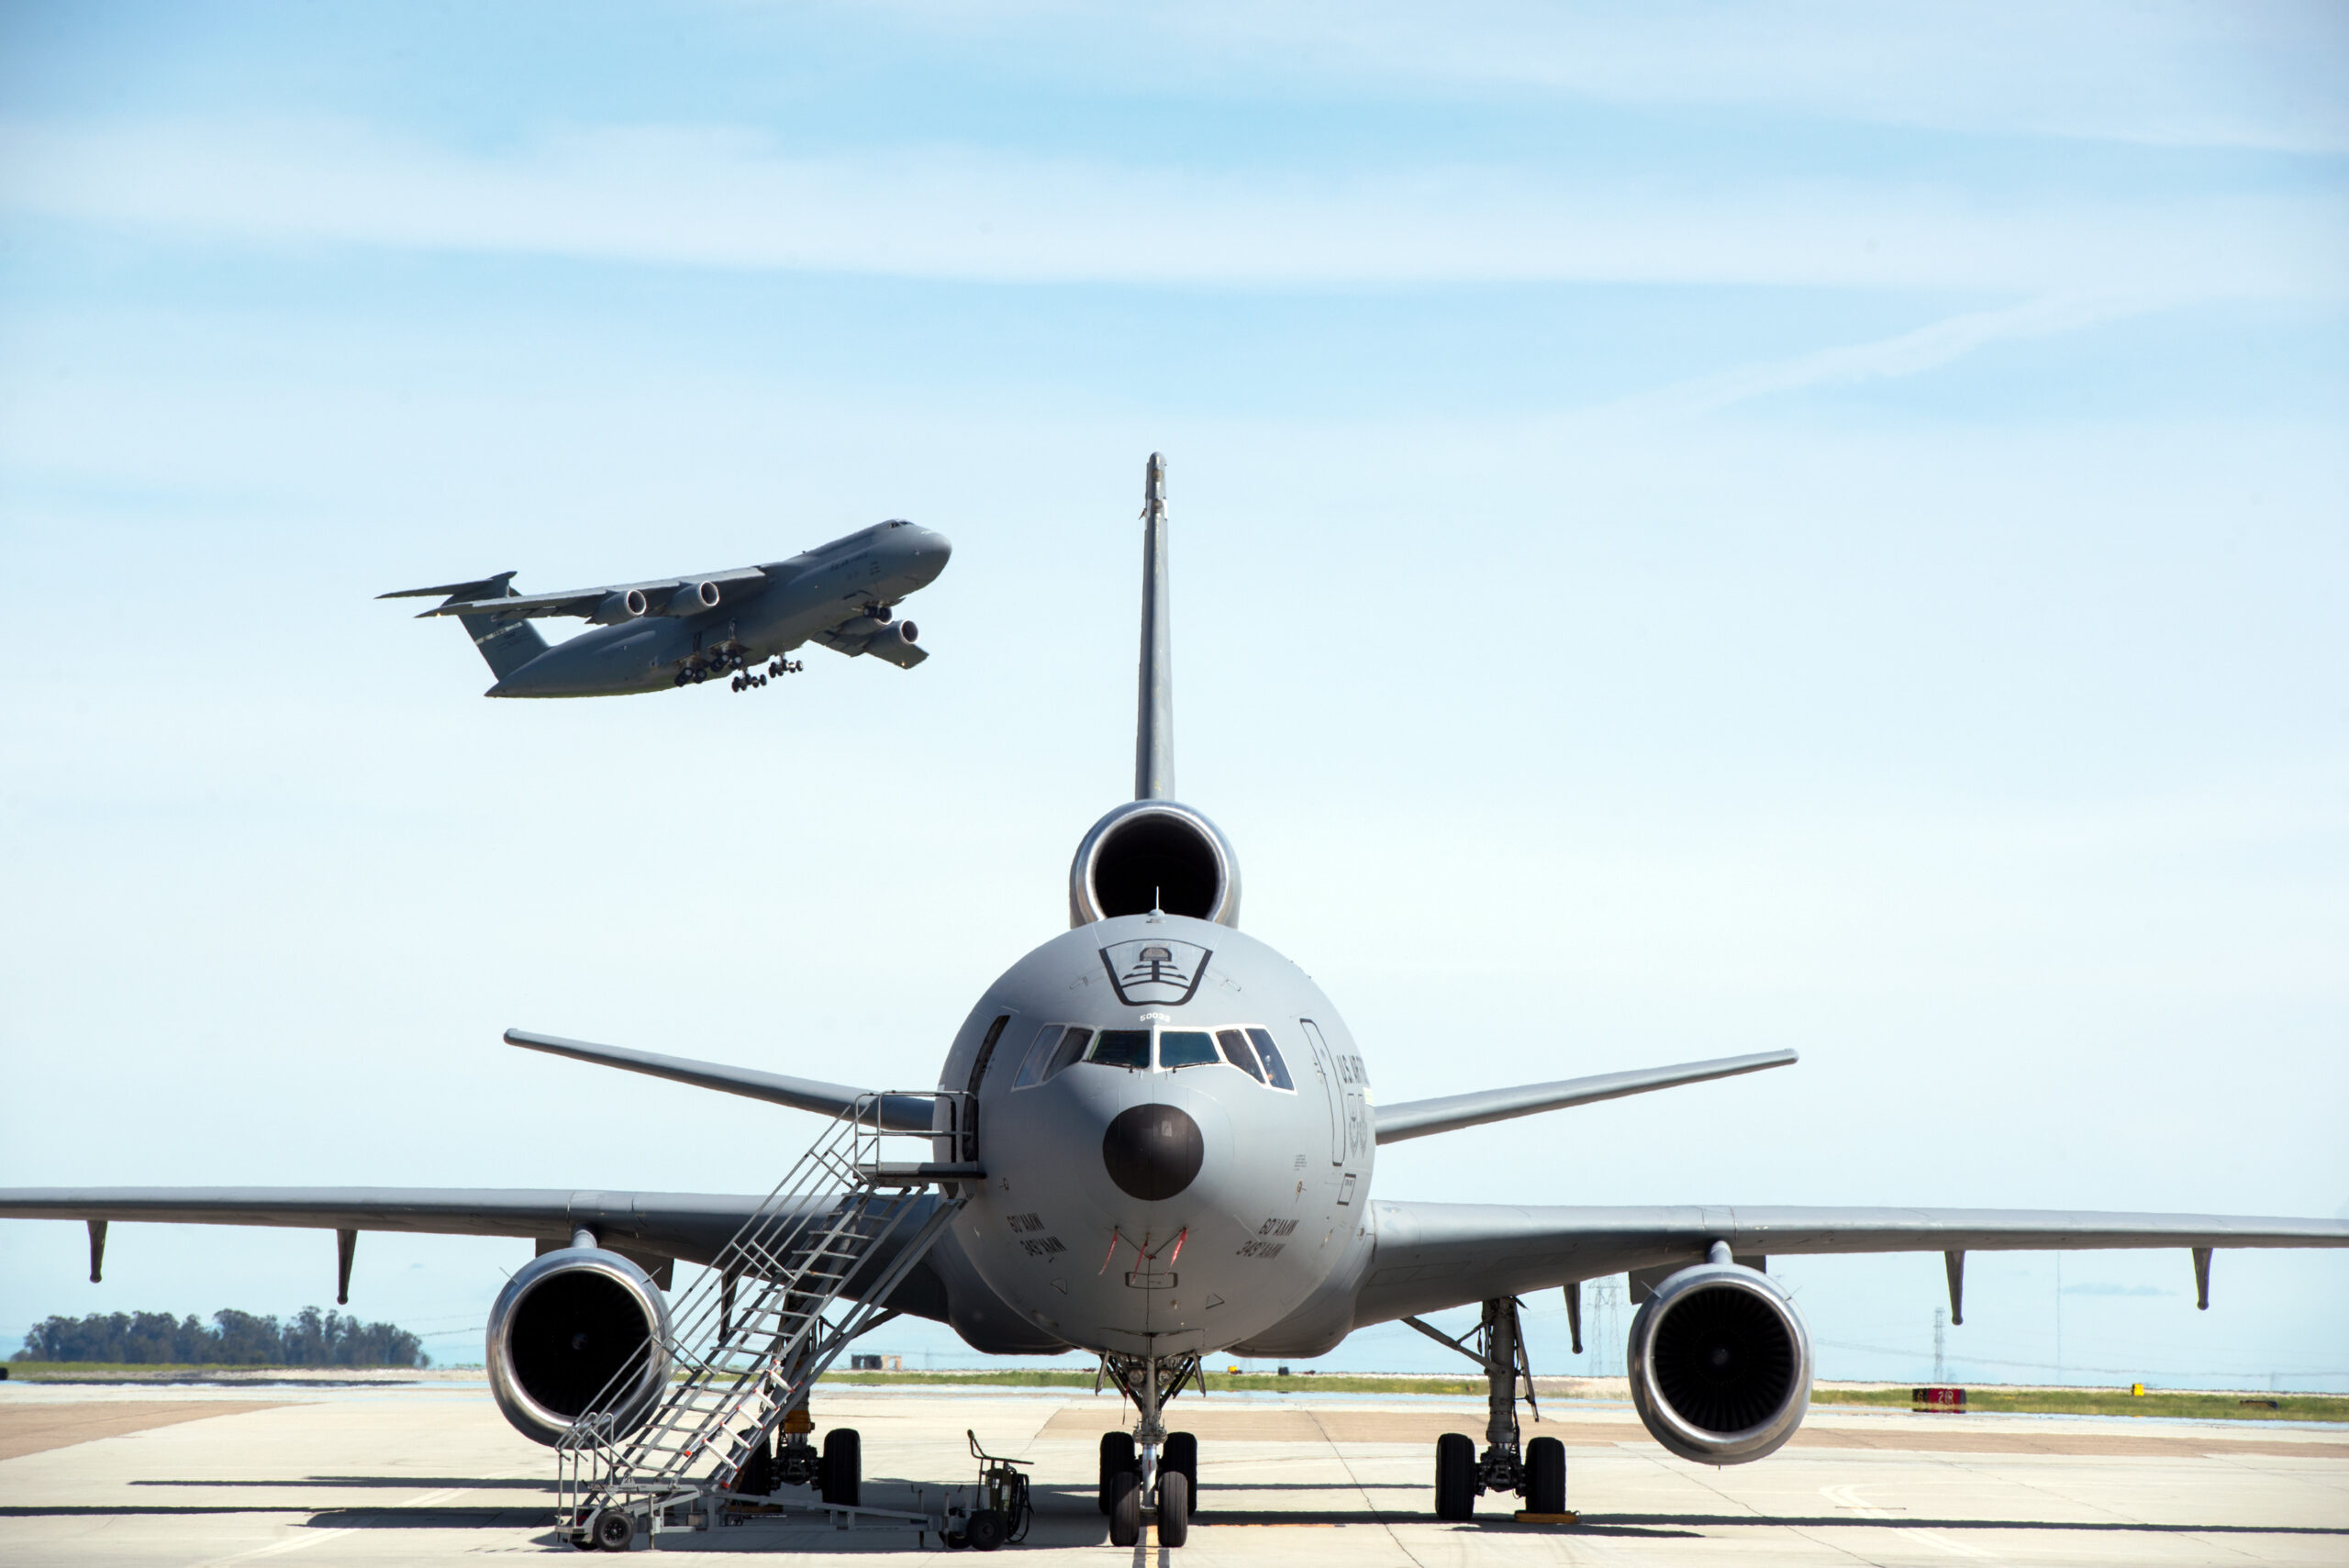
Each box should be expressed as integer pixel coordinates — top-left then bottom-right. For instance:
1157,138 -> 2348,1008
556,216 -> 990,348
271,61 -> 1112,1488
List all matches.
3,1376 -> 2344,1564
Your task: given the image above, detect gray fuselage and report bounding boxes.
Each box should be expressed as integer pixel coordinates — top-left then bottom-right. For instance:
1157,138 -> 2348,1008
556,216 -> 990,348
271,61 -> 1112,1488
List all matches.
925,914 -> 1378,1361
486,522 -> 951,697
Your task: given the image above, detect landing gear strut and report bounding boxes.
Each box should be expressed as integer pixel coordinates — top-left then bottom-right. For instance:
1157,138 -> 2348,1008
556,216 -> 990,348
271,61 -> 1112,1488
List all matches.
1096,1351 -> 1203,1547
1408,1296 -> 1568,1520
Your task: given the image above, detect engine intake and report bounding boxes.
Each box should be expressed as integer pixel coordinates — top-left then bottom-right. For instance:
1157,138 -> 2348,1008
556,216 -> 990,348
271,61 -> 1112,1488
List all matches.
860,619 -> 923,670
1627,1260 -> 1811,1464
485,1246 -> 673,1446
1069,800 -> 1240,927
659,581 -> 722,616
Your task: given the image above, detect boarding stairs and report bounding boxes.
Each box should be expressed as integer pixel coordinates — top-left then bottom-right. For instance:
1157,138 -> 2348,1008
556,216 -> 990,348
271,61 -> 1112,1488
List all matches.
555,1091 -> 977,1544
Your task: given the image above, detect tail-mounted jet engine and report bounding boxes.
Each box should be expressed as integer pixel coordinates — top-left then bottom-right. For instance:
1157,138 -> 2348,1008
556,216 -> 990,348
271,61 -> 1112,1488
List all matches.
1068,800 -> 1241,928
485,1245 -> 674,1446
1626,1257 -> 1812,1463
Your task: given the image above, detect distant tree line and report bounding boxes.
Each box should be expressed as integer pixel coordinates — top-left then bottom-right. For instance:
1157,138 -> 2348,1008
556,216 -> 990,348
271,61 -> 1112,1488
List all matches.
12,1307 -> 427,1367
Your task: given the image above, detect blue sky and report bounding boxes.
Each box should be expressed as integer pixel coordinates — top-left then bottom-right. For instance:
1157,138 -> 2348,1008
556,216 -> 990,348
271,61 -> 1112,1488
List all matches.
1,3 -> 2344,1388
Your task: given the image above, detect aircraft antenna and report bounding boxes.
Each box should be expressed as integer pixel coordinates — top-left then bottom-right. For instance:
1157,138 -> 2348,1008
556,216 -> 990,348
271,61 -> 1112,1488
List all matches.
1135,452 -> 1174,801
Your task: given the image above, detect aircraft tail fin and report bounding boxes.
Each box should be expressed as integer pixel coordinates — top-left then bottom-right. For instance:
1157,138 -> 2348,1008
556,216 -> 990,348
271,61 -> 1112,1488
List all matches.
379,572 -> 549,681
1135,453 -> 1173,800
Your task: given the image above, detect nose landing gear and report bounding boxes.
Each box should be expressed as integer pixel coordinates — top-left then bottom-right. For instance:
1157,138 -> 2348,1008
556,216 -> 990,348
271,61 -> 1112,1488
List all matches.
1097,1352 -> 1204,1547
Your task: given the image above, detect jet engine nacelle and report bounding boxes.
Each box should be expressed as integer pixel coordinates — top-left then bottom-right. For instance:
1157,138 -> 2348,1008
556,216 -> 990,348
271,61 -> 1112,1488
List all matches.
858,619 -> 922,670
590,590 -> 649,625
1626,1259 -> 1811,1464
1068,799 -> 1241,928
484,1245 -> 673,1447
660,581 -> 724,616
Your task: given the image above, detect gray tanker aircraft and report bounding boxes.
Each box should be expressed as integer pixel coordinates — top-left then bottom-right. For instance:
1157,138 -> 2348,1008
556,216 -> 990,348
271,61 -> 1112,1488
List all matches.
7,456 -> 2347,1551
381,517 -> 951,696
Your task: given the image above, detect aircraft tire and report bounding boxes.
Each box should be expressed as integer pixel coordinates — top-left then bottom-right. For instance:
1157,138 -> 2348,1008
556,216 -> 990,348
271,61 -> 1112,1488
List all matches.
1433,1432 -> 1476,1521
1156,1471 -> 1189,1548
1163,1430 -> 1198,1511
821,1428 -> 861,1507
1097,1431 -> 1136,1513
1525,1436 -> 1565,1515
1107,1470 -> 1141,1547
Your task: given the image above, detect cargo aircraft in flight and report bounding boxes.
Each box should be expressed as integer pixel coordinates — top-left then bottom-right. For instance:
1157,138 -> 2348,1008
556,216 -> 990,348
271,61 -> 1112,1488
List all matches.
6,457 -> 2344,1551
381,517 -> 951,696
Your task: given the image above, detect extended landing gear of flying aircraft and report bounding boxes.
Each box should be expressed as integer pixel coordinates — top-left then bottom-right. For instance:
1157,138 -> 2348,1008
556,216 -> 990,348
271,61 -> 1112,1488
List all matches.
728,657 -> 804,692
1096,1352 -> 1203,1547
1411,1296 -> 1570,1522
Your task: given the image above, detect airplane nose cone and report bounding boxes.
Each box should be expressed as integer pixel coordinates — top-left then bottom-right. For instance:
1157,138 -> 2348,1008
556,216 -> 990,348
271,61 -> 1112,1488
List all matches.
1102,1104 -> 1203,1201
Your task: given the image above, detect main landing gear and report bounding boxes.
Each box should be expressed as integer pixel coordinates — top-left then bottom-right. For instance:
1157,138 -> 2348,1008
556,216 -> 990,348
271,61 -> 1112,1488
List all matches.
1408,1296 -> 1570,1522
721,1407 -> 861,1501
1097,1352 -> 1203,1548
674,651 -> 801,691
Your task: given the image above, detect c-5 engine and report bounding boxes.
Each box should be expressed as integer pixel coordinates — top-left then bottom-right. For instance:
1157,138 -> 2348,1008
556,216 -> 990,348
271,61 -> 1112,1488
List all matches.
1068,800 -> 1241,927
485,1245 -> 674,1446
1626,1258 -> 1812,1463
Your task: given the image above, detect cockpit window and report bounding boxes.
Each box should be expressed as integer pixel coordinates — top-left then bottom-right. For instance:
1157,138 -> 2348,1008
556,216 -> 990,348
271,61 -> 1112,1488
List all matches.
1087,1029 -> 1152,1069
1011,1025 -> 1059,1088
1158,1029 -> 1219,1069
1216,1029 -> 1265,1082
1048,1029 -> 1091,1080
1013,1025 -> 1095,1088
1245,1028 -> 1297,1091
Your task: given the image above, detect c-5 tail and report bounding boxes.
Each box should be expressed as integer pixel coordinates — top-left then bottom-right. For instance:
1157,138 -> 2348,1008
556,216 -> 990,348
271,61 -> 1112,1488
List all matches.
378,573 -> 550,681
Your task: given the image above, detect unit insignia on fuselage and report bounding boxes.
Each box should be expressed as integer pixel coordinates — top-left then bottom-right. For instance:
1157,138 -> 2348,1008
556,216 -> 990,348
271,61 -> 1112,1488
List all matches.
1101,940 -> 1212,1006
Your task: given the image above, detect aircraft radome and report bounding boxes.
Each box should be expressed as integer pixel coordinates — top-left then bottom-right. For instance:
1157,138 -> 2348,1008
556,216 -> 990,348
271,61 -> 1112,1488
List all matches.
380,517 -> 952,697
6,455 -> 2344,1552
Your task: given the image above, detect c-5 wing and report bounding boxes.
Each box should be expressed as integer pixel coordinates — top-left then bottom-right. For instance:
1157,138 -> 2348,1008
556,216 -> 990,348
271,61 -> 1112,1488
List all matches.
1374,1050 -> 1798,1143
392,566 -> 771,622
1352,1202 -> 2349,1328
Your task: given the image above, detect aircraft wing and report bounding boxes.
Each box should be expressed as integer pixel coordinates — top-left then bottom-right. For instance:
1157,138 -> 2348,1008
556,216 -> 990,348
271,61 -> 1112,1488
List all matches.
0,1185 -> 959,1318
1353,1202 -> 2349,1327
0,1187 -> 764,1268
400,566 -> 771,621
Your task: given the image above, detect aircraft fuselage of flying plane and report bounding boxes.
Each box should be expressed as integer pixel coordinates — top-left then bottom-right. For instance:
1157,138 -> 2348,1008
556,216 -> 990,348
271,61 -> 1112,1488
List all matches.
381,518 -> 952,697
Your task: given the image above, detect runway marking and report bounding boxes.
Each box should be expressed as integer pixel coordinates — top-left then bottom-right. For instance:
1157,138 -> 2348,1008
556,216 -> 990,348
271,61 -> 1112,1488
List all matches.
1820,1482 -> 1997,1560
196,1525 -> 357,1564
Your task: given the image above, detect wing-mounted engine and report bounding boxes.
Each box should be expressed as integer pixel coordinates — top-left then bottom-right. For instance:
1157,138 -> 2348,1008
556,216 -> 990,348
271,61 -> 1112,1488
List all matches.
1069,799 -> 1241,928
485,1244 -> 674,1446
1627,1257 -> 1812,1463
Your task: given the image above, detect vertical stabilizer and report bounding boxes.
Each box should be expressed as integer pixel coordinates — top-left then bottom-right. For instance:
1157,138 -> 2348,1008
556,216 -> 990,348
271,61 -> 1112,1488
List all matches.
378,573 -> 549,683
1135,453 -> 1174,801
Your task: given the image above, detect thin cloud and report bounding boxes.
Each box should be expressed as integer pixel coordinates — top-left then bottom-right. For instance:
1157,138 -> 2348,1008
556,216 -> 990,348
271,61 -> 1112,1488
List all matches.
859,0 -> 2349,153
1610,293 -> 2157,420
3,119 -> 2340,297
